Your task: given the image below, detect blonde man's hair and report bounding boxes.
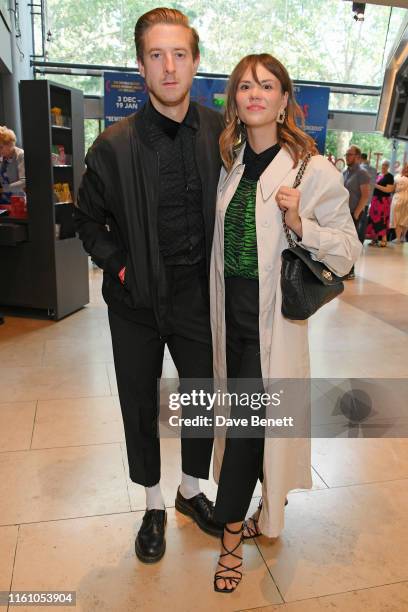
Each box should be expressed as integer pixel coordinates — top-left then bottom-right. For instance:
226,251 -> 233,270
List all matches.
134,7 -> 200,61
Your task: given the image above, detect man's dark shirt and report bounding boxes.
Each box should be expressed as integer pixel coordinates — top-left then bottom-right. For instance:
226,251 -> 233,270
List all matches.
145,102 -> 205,265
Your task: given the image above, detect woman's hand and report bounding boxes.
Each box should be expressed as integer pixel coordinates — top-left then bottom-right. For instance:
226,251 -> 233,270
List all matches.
276,186 -> 303,237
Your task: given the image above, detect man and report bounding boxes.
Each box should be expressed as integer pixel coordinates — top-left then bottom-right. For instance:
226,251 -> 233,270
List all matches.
343,145 -> 370,278
75,8 -> 224,563
359,152 -> 377,242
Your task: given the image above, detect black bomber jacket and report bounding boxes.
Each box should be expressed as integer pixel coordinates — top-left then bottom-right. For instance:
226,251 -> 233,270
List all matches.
75,100 -> 224,331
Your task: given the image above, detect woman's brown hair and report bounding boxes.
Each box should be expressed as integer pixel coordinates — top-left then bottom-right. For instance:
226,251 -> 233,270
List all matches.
220,54 -> 318,171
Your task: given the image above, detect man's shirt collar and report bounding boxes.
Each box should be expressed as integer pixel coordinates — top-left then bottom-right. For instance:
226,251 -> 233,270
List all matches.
145,99 -> 199,139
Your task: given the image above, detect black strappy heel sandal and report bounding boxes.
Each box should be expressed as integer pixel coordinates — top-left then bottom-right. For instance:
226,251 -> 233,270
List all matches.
243,497 -> 289,540
243,498 -> 263,540
214,523 -> 243,593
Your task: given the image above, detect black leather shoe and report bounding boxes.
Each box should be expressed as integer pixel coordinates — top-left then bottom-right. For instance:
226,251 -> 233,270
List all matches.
135,509 -> 167,563
175,487 -> 224,537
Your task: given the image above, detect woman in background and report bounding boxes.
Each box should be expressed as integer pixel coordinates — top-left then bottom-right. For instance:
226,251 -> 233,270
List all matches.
392,164 -> 408,243
0,126 -> 26,204
366,160 -> 394,247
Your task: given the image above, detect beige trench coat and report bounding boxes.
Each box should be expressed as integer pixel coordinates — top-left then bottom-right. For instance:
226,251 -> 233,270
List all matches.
210,145 -> 362,537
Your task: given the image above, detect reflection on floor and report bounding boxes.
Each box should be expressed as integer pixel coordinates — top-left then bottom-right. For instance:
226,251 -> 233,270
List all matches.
0,242 -> 407,611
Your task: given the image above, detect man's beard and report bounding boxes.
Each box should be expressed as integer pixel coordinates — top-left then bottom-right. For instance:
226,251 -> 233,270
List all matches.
149,86 -> 190,109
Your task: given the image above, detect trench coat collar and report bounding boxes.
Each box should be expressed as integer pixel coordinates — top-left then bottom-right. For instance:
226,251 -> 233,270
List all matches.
259,146 -> 297,201
219,144 -> 246,190
220,143 -> 297,199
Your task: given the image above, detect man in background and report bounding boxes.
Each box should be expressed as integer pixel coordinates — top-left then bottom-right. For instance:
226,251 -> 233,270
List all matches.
343,145 -> 370,278
359,152 -> 377,242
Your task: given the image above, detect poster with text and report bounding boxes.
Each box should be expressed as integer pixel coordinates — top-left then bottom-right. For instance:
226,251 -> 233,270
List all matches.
294,85 -> 330,154
104,73 -> 329,154
104,73 -> 227,127
104,72 -> 148,127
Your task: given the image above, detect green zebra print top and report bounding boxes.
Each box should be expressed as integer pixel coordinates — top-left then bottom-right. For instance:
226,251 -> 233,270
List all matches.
224,176 -> 258,279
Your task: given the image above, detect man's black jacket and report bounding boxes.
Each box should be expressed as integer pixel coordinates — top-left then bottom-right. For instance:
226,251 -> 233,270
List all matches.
75,101 -> 224,331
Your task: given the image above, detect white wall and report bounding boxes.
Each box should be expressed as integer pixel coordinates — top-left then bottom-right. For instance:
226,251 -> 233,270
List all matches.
0,2 -> 34,143
0,16 -> 12,73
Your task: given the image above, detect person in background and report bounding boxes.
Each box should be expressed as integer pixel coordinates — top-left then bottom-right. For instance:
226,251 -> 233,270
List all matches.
359,152 -> 376,242
366,160 -> 394,247
0,126 -> 25,204
390,163 -> 408,243
343,145 -> 370,278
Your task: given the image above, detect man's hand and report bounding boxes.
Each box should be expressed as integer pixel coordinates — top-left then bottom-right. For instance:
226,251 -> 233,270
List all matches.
276,186 -> 303,237
118,266 -> 126,285
354,183 -> 370,221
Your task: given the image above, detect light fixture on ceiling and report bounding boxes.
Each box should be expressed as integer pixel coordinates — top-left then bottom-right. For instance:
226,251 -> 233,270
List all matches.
352,2 -> 365,22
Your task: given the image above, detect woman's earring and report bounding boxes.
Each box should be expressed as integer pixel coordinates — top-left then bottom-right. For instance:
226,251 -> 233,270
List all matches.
277,108 -> 286,124
235,115 -> 244,146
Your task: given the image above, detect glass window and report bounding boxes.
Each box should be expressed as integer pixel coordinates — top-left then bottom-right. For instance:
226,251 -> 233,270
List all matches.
0,0 -> 10,29
329,93 -> 379,114
326,130 -> 405,173
37,73 -> 103,97
84,119 -> 102,155
44,1 -> 407,87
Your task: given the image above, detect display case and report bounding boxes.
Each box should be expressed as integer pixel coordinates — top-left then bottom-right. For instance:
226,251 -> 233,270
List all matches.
0,80 -> 89,320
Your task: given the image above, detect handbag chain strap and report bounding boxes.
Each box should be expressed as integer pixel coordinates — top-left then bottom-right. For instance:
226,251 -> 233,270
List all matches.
281,152 -> 312,248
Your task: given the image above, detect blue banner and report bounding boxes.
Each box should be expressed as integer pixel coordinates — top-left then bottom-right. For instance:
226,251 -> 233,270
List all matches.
293,85 -> 330,154
104,72 -> 148,127
104,73 -> 329,153
190,77 -> 228,112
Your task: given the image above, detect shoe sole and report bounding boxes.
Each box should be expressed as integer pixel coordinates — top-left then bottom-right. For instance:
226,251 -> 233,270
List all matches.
175,498 -> 223,538
135,539 -> 166,564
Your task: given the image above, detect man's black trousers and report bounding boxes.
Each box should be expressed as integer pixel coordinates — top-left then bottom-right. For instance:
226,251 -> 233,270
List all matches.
108,263 -> 214,487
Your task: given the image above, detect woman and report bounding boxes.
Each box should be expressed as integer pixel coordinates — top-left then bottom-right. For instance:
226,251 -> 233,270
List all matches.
392,164 -> 408,243
366,160 -> 394,247
210,54 -> 361,593
0,125 -> 26,204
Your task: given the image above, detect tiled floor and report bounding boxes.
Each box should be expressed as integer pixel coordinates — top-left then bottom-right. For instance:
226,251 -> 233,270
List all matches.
0,242 -> 407,611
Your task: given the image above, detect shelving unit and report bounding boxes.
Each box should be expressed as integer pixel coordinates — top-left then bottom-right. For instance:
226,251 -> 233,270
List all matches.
0,217 -> 28,224
0,80 -> 89,320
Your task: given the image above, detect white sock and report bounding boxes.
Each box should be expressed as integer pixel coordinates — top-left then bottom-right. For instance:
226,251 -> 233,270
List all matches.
179,472 -> 201,499
145,483 -> 165,510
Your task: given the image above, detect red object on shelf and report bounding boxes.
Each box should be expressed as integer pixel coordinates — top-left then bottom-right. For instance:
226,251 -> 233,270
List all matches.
9,195 -> 28,219
57,144 -> 66,165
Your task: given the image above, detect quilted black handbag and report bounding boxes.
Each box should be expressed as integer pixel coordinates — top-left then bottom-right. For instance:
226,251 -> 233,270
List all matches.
280,154 -> 345,320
